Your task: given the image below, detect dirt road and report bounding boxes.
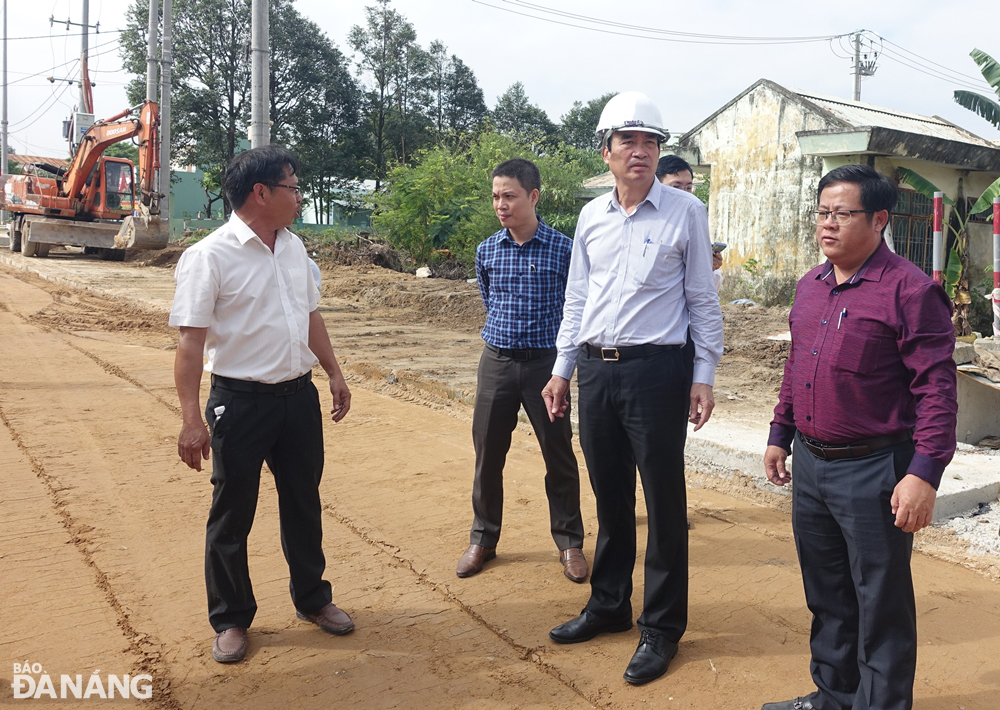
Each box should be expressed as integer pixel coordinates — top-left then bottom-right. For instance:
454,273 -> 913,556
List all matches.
1,252 -> 998,709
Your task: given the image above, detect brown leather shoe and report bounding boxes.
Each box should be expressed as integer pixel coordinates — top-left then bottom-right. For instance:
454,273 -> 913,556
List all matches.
212,627 -> 247,663
296,603 -> 355,635
560,548 -> 588,582
456,544 -> 496,578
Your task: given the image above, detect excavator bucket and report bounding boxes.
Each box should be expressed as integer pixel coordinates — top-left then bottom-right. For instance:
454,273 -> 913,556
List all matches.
114,213 -> 169,250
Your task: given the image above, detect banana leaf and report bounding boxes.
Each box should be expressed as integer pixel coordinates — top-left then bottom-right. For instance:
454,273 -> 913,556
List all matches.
896,167 -> 956,206
968,175 -> 1000,217
970,48 -> 1000,89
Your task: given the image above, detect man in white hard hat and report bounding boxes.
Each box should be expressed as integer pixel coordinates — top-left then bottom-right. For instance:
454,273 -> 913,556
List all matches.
543,91 -> 723,685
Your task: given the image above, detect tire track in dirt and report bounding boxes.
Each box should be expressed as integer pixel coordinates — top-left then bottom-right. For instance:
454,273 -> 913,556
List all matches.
321,502 -> 602,708
0,404 -> 182,710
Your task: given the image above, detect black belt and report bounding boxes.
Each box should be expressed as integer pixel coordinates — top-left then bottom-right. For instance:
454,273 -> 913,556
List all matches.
582,342 -> 681,362
799,430 -> 913,460
485,344 -> 556,361
211,371 -> 312,396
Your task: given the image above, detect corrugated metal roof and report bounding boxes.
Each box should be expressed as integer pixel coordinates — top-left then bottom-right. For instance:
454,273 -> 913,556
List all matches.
793,89 -> 996,148
8,154 -> 71,169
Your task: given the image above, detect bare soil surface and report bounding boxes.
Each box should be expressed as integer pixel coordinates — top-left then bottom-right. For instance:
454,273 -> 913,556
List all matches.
1,247 -> 998,709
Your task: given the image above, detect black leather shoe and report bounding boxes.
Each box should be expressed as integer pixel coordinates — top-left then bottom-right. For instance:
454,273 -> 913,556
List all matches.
623,629 -> 678,685
760,698 -> 816,710
549,610 -> 632,644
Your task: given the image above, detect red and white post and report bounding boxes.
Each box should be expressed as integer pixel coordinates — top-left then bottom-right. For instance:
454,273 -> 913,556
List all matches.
932,192 -> 944,286
992,196 -> 999,338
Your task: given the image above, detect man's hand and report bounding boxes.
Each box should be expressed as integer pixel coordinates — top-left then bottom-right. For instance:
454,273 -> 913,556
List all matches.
712,252 -> 723,271
178,420 -> 211,471
688,383 -> 715,431
891,474 -> 936,533
764,445 -> 791,486
328,371 -> 352,422
542,375 -> 570,422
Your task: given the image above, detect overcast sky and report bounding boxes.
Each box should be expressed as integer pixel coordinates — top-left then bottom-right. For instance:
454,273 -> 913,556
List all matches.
6,0 -> 999,159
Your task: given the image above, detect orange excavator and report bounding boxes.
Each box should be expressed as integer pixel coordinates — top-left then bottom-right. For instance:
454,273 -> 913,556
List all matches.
1,100 -> 167,260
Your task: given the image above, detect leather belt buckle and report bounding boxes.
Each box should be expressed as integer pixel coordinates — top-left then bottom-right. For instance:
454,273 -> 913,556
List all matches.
274,380 -> 297,396
601,347 -> 620,362
512,350 -> 530,361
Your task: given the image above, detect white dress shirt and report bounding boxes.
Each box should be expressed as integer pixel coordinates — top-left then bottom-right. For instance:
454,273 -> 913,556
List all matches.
169,212 -> 320,384
553,179 -> 724,385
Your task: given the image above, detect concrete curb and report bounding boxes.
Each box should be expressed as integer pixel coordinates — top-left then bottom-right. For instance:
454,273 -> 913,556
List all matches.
687,418 -> 1000,521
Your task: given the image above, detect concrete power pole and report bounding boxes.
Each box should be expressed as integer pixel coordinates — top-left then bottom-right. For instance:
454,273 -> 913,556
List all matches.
159,0 -> 172,234
852,32 -> 862,102
80,0 -> 89,108
145,0 -> 159,102
2,0 -> 8,224
250,0 -> 269,148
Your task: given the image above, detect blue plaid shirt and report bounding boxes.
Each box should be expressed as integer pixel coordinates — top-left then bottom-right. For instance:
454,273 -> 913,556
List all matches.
476,217 -> 572,349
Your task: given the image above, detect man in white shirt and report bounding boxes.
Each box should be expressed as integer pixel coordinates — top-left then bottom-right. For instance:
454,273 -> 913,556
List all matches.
543,92 -> 723,685
170,146 -> 353,664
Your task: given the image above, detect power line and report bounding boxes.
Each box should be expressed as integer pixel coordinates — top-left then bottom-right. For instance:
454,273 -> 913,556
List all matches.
9,37 -> 121,86
471,0 -> 846,45
4,28 -> 124,41
880,37 -> 993,87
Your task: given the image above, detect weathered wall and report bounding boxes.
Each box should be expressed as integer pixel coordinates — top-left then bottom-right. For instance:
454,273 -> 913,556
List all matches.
683,84 -> 829,305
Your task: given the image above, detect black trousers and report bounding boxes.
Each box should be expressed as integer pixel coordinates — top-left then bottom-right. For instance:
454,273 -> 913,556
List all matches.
204,379 -> 332,632
577,345 -> 691,640
469,345 -> 584,551
792,433 -> 917,710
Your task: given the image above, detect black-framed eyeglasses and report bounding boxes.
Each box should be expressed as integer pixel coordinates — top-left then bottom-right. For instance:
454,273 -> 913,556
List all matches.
263,182 -> 301,196
809,209 -> 876,226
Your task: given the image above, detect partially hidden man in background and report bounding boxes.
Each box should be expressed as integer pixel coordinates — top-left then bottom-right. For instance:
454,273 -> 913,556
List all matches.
543,92 -> 724,686
457,158 -> 587,583
762,164 -> 958,710
170,146 -> 355,664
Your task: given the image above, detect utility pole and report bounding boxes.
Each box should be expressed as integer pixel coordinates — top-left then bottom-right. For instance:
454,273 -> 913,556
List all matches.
160,0 -> 172,235
849,30 -> 879,102
250,0 -> 269,147
852,32 -> 862,102
145,0 -> 159,102
2,0 -> 7,225
80,0 -> 88,108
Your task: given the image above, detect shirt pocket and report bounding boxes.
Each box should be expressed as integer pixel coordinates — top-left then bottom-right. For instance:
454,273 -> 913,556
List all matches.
284,266 -> 310,309
830,318 -> 894,374
632,241 -> 681,288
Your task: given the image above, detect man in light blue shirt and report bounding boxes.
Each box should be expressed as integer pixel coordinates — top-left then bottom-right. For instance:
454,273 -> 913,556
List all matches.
543,92 -> 723,686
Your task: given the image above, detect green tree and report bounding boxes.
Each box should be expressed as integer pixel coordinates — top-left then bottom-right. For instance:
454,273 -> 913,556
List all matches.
560,92 -> 617,150
427,41 -> 486,142
348,0 -> 418,190
491,82 -> 558,148
953,48 -> 1000,131
122,0 -> 362,216
372,131 -> 604,265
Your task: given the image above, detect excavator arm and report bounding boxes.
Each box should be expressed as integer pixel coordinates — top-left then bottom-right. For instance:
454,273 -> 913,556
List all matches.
62,101 -> 160,205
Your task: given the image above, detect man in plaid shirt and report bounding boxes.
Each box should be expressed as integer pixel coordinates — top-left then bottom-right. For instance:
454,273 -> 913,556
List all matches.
456,158 -> 587,583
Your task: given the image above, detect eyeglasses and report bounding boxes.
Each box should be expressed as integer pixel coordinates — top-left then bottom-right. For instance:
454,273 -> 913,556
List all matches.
809,209 -> 875,226
264,182 -> 301,196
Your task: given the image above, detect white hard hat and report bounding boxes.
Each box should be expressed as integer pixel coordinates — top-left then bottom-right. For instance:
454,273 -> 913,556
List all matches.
595,91 -> 669,147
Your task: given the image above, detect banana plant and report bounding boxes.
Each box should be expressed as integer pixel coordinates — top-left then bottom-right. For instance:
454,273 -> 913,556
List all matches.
954,48 -> 1000,131
896,167 -> 1000,335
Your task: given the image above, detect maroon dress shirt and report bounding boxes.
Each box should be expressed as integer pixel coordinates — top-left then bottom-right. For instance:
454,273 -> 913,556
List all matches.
769,240 -> 958,488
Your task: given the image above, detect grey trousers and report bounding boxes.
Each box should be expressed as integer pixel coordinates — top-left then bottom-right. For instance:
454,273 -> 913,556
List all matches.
792,432 -> 918,710
468,345 -> 584,551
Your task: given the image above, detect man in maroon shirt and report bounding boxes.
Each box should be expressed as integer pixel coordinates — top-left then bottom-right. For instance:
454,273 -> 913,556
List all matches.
761,164 -> 957,710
